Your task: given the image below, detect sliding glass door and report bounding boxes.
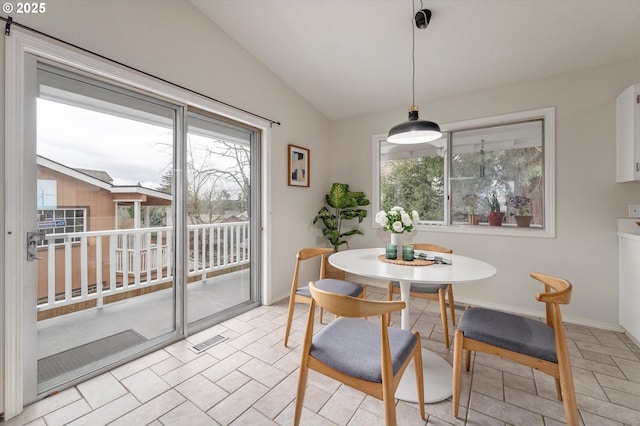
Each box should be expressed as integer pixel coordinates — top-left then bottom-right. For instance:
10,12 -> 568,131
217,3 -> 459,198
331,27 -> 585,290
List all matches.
185,111 -> 259,329
14,56 -> 261,402
33,62 -> 181,395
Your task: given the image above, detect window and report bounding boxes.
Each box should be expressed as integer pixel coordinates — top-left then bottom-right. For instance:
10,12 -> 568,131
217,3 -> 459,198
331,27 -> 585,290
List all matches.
373,107 -> 555,237
378,137 -> 447,222
36,208 -> 86,246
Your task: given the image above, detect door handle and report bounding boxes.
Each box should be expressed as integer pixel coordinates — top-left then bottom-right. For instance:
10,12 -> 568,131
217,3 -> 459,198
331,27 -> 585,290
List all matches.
27,232 -> 42,261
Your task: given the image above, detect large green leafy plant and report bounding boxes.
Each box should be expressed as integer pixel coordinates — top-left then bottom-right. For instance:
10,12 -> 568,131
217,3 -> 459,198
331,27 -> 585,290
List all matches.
313,183 -> 369,251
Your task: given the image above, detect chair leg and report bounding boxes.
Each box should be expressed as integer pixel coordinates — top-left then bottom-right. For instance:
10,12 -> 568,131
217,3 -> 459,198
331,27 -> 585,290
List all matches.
294,362 -> 310,426
452,329 -> 464,418
382,378 -> 398,426
413,341 -> 425,420
448,285 -> 456,326
319,307 -> 324,324
558,362 -> 579,426
284,298 -> 296,347
438,288 -> 450,348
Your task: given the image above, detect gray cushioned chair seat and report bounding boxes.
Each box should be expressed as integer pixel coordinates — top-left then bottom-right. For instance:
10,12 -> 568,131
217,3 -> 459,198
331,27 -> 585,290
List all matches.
310,317 -> 418,383
458,307 -> 557,363
391,281 -> 448,293
296,278 -> 362,298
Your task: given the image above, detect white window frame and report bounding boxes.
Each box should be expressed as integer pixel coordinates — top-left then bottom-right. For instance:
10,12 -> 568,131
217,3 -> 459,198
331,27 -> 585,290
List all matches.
372,107 -> 556,238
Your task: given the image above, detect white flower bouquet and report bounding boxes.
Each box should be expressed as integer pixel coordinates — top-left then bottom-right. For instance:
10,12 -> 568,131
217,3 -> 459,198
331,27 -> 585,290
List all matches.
375,206 -> 419,234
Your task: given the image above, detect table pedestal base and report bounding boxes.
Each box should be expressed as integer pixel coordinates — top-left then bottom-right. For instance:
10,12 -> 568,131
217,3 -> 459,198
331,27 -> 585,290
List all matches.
396,348 -> 453,404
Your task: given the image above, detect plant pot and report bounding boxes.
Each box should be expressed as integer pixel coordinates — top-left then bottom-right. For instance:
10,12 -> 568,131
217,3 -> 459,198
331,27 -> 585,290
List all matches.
514,215 -> 533,227
468,213 -> 480,225
487,212 -> 505,226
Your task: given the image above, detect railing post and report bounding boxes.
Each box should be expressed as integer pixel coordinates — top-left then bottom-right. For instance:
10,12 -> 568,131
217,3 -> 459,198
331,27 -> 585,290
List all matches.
133,229 -> 141,287
47,239 -> 55,308
80,237 -> 88,299
122,232 -> 129,289
96,236 -> 103,309
201,226 -> 207,282
110,233 -> 117,292
64,237 -> 72,302
146,231 -> 152,282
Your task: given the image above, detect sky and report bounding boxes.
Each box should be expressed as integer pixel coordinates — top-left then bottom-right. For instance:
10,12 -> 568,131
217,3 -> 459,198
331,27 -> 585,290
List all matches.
37,98 -> 174,188
37,98 -> 247,199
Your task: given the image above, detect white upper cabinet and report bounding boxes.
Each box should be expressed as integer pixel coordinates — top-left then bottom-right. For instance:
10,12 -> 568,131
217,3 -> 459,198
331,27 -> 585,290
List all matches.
617,84 -> 640,182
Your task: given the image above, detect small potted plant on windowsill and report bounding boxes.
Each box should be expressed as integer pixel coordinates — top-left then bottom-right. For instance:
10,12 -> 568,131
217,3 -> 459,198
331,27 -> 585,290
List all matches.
506,194 -> 532,227
463,193 -> 481,225
482,193 -> 504,226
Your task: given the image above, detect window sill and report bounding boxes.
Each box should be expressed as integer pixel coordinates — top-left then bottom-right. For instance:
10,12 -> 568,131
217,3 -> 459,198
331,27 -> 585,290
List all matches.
415,223 -> 555,239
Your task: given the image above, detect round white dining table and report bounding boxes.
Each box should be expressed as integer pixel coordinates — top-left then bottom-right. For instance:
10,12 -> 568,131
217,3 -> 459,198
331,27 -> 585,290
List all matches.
328,247 -> 497,404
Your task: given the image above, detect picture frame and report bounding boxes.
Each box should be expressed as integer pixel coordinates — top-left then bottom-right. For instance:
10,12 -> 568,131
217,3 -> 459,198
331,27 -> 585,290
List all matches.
288,144 -> 310,187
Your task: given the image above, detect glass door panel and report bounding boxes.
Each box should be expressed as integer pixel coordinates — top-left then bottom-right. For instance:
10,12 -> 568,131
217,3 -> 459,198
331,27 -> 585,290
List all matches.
185,111 -> 258,328
35,63 -> 180,394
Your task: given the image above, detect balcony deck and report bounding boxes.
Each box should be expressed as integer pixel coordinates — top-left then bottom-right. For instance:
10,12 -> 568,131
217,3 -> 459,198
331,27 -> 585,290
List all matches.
38,268 -> 250,359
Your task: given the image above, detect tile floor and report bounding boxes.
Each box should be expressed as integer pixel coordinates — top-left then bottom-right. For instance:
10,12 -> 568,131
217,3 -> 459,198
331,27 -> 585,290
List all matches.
5,286 -> 640,425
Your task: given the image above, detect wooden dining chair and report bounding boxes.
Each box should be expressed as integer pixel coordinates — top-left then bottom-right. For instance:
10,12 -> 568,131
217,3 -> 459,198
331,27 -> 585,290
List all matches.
452,272 -> 578,426
387,243 -> 456,347
294,281 -> 425,426
284,247 -> 365,347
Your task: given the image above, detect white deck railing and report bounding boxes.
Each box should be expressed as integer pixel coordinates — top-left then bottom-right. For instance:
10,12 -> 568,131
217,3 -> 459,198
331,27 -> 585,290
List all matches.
37,221 -> 250,312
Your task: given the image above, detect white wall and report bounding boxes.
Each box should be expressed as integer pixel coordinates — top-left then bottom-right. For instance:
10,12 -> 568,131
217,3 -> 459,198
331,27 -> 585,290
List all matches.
329,58 -> 640,330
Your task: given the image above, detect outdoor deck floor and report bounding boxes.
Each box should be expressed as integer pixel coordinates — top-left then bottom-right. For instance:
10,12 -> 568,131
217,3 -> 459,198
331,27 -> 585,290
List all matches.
38,269 -> 250,361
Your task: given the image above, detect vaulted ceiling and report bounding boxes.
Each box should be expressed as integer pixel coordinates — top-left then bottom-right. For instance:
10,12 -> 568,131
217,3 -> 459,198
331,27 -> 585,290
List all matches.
192,0 -> 640,120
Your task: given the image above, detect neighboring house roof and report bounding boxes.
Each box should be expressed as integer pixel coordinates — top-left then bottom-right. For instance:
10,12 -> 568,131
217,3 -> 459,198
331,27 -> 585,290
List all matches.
37,155 -> 172,205
74,168 -> 114,184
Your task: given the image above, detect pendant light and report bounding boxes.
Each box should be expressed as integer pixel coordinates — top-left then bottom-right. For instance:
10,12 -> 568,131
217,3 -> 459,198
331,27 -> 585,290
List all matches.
387,5 -> 442,144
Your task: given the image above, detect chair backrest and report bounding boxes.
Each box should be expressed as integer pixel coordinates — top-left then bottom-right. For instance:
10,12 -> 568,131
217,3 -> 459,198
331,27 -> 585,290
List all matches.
530,271 -> 572,330
411,243 -> 452,254
309,280 -> 405,319
291,248 -> 334,289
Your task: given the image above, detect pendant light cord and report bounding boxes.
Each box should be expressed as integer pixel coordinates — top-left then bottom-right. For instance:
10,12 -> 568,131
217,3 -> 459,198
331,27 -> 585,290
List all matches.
411,0 -> 416,108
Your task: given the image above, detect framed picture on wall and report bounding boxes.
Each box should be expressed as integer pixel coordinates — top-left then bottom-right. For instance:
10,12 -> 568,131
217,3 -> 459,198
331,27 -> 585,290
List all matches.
288,144 -> 310,187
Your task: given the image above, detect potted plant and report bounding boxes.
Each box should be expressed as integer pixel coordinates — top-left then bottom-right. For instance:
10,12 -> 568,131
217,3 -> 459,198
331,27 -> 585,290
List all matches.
506,194 -> 532,227
463,194 -> 481,225
482,193 -> 504,226
313,182 -> 369,252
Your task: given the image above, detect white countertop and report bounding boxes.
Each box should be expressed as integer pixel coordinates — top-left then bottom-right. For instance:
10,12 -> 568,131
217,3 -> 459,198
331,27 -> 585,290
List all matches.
618,218 -> 640,234
618,232 -> 640,242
